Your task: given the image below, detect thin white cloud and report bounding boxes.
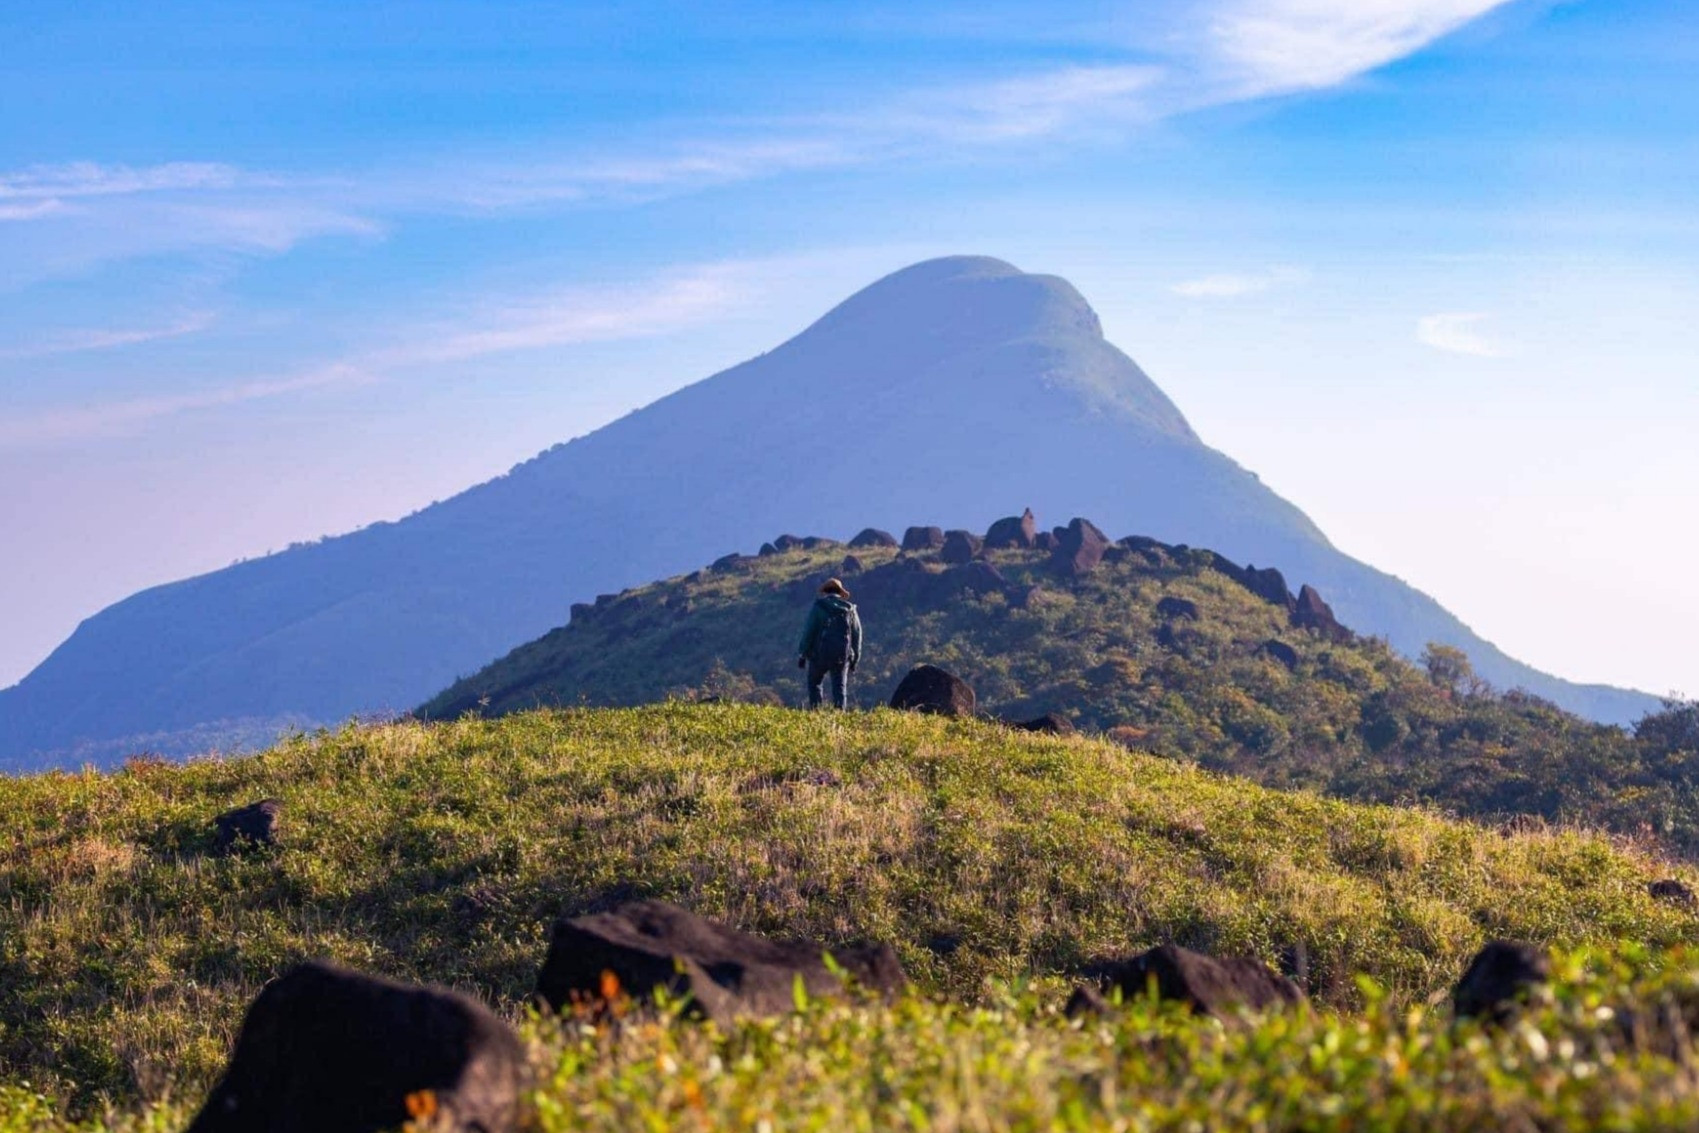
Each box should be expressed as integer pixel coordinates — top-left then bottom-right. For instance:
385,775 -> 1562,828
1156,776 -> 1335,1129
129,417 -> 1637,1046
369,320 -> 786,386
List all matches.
0,161 -> 247,202
1170,265 -> 1309,298
0,365 -> 370,448
1209,0 -> 1516,92
0,312 -> 215,360
1417,311 -> 1513,357
0,260 -> 770,448
0,200 -> 67,222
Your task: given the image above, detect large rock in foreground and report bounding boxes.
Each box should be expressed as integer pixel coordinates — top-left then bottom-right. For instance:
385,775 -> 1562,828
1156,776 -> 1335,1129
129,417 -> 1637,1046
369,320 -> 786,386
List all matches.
1452,940 -> 1550,1022
535,900 -> 906,1025
889,665 -> 977,717
187,961 -> 524,1133
1070,944 -> 1304,1018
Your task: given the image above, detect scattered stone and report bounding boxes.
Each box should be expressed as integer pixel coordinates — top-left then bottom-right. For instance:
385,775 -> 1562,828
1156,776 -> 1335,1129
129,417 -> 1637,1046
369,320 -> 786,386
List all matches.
1071,945 -> 1304,1018
534,900 -> 906,1025
1050,518 -> 1111,578
186,961 -> 524,1133
1009,712 -> 1075,735
939,530 -> 983,564
849,528 -> 899,549
214,800 -> 281,853
984,509 -> 1038,549
945,560 -> 1007,596
709,553 -> 752,574
1259,640 -> 1301,670
1156,596 -> 1200,621
1292,584 -> 1352,643
1650,879 -> 1697,908
901,526 -> 946,552
889,665 -> 977,717
1452,940 -> 1551,1023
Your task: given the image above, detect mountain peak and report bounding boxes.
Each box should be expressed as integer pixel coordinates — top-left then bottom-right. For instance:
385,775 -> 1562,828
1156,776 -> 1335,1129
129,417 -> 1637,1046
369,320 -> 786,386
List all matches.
803,254 -> 1104,350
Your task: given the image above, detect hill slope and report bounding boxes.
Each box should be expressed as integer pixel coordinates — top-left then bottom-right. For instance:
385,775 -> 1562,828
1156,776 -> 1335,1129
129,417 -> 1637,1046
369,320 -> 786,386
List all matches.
0,256 -> 1654,766
421,525 -> 1699,855
3,705 -> 1695,1117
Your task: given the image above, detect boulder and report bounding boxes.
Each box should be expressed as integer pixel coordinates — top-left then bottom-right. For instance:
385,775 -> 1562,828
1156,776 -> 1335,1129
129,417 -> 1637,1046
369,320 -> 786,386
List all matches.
1650,879 -> 1697,908
569,601 -> 593,624
1452,940 -> 1551,1022
771,534 -> 806,551
1049,518 -> 1111,578
1069,944 -> 1304,1018
534,900 -> 906,1026
758,542 -> 779,557
901,526 -> 945,552
1156,596 -> 1200,621
945,560 -> 1007,596
214,800 -> 281,852
839,555 -> 866,575
984,509 -> 1038,549
1009,712 -> 1075,735
939,530 -> 983,564
1033,531 -> 1060,552
800,536 -> 840,550
1292,584 -> 1352,643
186,962 -> 524,1133
849,528 -> 899,549
1259,640 -> 1301,671
889,665 -> 976,717
709,552 -> 752,574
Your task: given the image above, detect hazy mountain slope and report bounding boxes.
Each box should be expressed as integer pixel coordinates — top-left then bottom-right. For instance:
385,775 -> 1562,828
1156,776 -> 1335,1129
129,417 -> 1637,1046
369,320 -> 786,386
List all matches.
0,257 -> 1655,765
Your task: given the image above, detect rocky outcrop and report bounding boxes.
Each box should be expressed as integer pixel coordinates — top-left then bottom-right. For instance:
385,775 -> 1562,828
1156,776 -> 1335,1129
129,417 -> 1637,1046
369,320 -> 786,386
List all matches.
1259,640 -> 1300,671
186,962 -> 525,1133
940,530 -> 983,564
534,900 -> 906,1025
1069,944 -> 1304,1018
1009,712 -> 1075,735
839,555 -> 865,575
1049,518 -> 1111,578
1452,940 -> 1550,1023
984,509 -> 1038,549
214,800 -> 281,853
1292,584 -> 1352,643
901,526 -> 945,552
1156,596 -> 1200,621
947,561 -> 1008,596
709,553 -> 754,574
889,665 -> 976,717
1650,879 -> 1697,908
849,528 -> 898,549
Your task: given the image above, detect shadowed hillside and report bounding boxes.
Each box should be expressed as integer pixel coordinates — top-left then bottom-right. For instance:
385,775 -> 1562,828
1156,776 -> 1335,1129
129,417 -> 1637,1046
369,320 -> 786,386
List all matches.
421,519 -> 1699,856
0,257 -> 1655,766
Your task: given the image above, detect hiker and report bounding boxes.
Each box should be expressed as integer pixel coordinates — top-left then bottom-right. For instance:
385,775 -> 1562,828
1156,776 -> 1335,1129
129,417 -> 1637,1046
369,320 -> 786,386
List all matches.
796,578 -> 862,709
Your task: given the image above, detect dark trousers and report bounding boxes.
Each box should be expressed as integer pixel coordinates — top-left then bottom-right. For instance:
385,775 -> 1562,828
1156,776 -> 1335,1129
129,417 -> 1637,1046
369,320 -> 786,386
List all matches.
806,659 -> 850,709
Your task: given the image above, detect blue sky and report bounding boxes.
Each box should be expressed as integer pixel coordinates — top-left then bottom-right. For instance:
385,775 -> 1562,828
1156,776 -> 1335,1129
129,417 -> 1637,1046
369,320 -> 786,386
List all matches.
3,0 -> 1696,701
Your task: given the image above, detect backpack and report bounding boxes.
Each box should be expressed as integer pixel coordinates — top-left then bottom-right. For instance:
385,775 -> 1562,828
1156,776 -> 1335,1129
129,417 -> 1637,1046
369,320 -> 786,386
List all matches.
814,599 -> 855,662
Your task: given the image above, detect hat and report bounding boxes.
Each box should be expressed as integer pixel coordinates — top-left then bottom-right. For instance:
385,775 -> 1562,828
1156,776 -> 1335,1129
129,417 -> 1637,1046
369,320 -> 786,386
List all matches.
820,578 -> 851,598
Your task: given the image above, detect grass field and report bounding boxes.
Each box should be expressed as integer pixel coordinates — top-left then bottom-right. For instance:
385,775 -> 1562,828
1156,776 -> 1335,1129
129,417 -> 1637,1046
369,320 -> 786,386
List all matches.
2,705 -> 1697,1128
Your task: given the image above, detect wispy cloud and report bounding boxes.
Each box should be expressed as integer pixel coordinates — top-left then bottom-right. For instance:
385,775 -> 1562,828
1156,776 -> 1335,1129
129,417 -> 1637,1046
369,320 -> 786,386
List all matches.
0,365 -> 370,448
1417,311 -> 1513,357
0,260 -> 770,448
0,312 -> 215,360
1170,266 -> 1309,298
1208,0 -> 1517,92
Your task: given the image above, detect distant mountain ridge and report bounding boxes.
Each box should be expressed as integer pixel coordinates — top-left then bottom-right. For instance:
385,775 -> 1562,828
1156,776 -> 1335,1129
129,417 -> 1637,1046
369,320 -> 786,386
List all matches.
0,256 -> 1656,766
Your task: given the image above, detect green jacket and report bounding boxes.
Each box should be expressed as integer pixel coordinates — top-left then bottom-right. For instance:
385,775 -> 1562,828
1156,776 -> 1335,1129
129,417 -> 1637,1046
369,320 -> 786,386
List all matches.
797,595 -> 862,665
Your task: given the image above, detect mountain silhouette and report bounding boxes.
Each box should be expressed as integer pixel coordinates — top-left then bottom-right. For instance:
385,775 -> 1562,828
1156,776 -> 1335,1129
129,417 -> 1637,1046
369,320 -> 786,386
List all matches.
0,256 -> 1655,765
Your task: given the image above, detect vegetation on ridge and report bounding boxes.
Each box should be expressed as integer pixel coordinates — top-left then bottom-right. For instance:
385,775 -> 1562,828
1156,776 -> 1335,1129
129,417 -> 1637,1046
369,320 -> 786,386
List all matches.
1,705 -> 1696,1125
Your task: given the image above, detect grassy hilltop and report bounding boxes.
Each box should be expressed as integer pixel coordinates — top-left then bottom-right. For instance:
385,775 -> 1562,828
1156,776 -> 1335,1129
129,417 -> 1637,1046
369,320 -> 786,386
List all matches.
421,534 -> 1699,857
4,706 -> 1699,1129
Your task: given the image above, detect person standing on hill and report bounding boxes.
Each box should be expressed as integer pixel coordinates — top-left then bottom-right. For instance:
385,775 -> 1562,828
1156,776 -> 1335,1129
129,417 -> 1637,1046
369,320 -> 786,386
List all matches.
796,578 -> 862,709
